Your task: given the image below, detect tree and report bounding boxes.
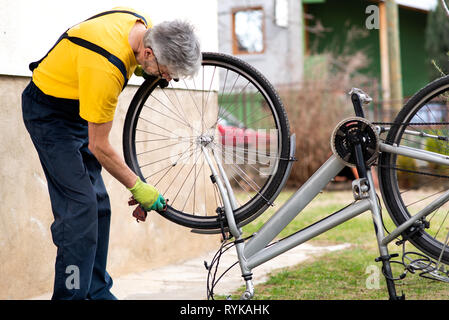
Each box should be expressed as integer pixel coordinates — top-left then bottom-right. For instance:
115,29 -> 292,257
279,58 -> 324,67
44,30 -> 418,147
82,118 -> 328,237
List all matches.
425,1 -> 449,80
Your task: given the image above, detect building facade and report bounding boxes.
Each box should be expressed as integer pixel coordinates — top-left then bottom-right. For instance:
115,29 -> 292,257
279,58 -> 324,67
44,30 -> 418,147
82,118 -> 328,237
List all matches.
0,0 -> 219,299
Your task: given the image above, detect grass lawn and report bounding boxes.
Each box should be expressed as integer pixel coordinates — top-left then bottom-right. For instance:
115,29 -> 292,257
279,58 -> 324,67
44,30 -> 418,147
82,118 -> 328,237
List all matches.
222,189 -> 449,300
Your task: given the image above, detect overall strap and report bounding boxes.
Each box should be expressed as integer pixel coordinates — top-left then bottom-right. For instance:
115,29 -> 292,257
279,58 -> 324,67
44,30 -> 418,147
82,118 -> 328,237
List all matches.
29,10 -> 147,90
63,32 -> 129,88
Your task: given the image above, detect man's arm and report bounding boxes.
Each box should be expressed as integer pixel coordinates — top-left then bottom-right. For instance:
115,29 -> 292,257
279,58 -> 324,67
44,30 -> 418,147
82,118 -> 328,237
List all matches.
87,121 -> 137,188
87,120 -> 163,211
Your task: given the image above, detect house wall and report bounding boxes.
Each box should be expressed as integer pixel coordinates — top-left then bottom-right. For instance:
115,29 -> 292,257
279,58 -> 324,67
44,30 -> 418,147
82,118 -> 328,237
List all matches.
217,0 -> 304,89
0,0 -> 218,80
0,0 -> 221,299
305,0 -> 429,98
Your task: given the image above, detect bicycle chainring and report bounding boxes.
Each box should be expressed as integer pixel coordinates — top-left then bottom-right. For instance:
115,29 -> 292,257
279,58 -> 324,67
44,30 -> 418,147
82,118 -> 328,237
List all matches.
331,117 -> 379,168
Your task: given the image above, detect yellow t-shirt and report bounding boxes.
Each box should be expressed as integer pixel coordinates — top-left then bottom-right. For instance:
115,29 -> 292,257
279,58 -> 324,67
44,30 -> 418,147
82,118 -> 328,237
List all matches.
32,8 -> 152,123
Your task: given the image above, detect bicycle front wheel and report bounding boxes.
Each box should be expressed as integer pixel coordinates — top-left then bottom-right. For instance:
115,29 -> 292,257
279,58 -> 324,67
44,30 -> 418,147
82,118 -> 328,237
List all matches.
379,75 -> 449,264
123,52 -> 291,230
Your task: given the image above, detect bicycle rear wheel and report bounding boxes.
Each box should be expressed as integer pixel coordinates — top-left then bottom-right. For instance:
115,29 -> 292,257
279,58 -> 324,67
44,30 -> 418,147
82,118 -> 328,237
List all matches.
379,75 -> 449,264
123,52 -> 291,230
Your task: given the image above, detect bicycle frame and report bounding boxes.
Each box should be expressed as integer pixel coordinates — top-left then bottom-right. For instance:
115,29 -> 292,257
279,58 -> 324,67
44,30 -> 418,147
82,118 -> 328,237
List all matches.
200,99 -> 449,300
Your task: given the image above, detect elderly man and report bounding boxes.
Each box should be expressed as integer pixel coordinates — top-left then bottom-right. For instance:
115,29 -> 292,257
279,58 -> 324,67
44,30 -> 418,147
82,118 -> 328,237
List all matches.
22,7 -> 201,300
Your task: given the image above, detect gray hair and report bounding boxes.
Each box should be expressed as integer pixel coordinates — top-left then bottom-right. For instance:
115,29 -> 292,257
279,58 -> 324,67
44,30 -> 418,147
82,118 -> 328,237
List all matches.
143,20 -> 201,78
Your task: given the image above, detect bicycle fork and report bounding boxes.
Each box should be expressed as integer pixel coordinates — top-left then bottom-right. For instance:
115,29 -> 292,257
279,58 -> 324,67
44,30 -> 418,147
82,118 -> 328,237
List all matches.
201,145 -> 255,299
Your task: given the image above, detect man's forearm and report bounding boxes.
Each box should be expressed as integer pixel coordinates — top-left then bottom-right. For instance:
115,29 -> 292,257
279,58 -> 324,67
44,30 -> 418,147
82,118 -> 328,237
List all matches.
89,142 -> 137,189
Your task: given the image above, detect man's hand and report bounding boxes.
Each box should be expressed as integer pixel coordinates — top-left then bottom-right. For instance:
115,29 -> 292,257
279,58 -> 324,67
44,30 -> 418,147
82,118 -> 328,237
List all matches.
149,194 -> 166,211
128,177 -> 163,211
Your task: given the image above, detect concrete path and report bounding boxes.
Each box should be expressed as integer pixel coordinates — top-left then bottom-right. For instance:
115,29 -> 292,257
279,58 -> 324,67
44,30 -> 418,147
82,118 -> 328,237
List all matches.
30,242 -> 351,300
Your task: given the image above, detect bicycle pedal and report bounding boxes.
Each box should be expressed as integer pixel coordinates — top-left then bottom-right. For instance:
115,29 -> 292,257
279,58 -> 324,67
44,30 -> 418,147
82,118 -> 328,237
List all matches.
349,88 -> 372,105
352,178 -> 370,200
420,269 -> 449,283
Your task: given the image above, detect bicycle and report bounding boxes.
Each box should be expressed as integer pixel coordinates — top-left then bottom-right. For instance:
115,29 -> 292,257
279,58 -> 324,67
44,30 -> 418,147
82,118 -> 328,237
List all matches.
123,50 -> 449,300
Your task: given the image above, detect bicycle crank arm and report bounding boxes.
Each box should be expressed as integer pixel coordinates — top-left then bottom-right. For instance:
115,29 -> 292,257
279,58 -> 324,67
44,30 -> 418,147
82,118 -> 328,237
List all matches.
349,88 -> 372,118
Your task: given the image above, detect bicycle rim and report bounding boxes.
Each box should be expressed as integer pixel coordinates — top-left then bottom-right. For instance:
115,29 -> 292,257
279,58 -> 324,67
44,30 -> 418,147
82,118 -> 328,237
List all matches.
123,52 -> 290,230
379,75 -> 449,264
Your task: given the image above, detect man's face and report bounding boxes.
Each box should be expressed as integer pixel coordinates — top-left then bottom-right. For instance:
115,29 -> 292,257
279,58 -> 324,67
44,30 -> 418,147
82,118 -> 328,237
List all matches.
142,48 -> 173,81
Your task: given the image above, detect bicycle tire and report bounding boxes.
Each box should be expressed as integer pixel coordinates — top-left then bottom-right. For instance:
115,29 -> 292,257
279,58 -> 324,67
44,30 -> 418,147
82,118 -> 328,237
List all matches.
379,74 -> 449,264
123,52 -> 291,230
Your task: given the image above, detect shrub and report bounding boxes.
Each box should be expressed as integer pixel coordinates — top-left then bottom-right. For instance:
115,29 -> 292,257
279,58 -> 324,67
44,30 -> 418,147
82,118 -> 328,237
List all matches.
396,155 -> 419,189
278,52 -> 376,187
425,132 -> 449,173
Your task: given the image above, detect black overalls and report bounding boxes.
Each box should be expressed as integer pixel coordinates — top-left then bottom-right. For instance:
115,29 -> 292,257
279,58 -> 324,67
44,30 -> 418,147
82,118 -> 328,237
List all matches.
22,10 -> 147,300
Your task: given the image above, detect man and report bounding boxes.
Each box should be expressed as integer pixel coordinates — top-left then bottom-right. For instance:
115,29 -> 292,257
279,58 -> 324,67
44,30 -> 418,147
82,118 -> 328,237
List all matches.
22,7 -> 201,300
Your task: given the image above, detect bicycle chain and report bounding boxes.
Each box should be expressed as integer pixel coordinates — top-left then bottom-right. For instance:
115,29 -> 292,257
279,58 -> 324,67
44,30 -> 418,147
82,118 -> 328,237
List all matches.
372,121 -> 449,126
375,164 -> 449,180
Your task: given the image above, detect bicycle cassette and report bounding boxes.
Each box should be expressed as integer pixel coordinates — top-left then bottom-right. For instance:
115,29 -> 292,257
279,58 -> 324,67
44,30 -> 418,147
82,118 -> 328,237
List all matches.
330,117 -> 379,167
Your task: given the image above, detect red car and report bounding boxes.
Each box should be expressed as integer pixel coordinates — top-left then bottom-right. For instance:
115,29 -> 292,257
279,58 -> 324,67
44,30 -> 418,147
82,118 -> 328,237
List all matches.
217,123 -> 275,149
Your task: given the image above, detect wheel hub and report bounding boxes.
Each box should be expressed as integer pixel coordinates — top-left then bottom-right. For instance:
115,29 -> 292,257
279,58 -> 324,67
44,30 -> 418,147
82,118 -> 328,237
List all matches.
197,134 -> 214,146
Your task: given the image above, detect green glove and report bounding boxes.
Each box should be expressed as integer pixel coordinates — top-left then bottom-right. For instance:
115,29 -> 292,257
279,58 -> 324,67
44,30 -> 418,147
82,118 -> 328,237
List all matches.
150,194 -> 166,211
128,177 -> 160,211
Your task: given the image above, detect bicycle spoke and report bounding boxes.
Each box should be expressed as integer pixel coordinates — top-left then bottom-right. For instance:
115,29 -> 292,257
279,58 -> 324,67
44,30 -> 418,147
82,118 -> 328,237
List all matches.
209,143 -> 268,196
182,155 -> 205,213
214,81 -> 251,129
136,136 -> 196,144
160,87 -> 197,132
154,145 -> 198,187
183,79 -> 203,119
168,81 -> 200,133
138,116 -> 184,138
162,146 -> 201,196
211,141 -> 273,178
208,74 -> 241,129
143,103 -> 192,129
140,142 -> 195,169
144,147 -> 198,181
434,209 -> 449,240
171,146 -> 203,205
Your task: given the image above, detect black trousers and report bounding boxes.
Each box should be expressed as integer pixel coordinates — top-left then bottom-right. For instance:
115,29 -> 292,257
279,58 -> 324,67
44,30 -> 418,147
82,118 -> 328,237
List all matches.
22,81 -> 116,300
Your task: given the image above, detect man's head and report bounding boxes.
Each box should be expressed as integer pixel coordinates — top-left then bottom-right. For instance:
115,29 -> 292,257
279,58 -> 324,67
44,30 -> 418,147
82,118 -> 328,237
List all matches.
139,20 -> 201,81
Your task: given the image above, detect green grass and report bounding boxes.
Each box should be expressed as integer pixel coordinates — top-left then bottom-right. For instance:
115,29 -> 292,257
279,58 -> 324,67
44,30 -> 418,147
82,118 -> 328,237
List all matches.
222,189 -> 449,300
238,189 -> 379,244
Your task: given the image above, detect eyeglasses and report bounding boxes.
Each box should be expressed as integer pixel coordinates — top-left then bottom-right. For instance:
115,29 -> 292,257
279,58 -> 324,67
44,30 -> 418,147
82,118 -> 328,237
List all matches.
150,48 -> 179,82
152,50 -> 173,80
153,51 -> 163,78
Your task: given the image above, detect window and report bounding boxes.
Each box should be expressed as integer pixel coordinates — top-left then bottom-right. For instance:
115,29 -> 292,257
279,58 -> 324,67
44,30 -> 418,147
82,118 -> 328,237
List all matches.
232,7 -> 265,54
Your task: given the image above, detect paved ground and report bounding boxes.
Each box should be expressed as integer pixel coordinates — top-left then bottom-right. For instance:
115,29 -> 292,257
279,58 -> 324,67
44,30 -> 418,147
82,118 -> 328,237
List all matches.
30,242 -> 350,300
